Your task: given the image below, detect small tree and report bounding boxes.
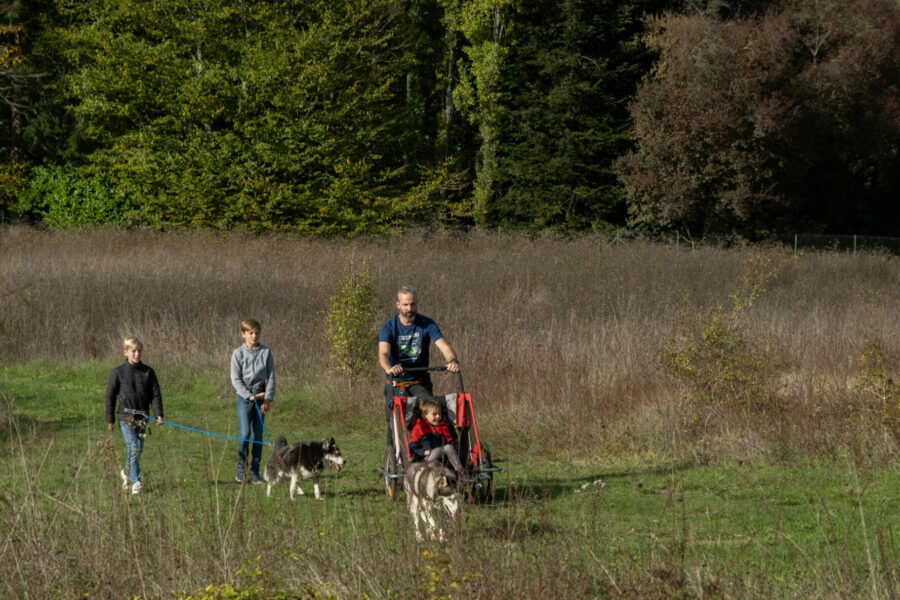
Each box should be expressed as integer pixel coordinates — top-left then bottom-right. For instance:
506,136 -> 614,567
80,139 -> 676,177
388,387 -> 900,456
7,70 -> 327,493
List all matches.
663,255 -> 780,411
324,264 -> 377,378
852,339 -> 899,448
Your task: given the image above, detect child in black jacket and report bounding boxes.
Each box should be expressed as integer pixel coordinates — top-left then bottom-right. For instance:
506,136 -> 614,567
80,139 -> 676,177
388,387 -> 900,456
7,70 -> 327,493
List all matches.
106,337 -> 164,494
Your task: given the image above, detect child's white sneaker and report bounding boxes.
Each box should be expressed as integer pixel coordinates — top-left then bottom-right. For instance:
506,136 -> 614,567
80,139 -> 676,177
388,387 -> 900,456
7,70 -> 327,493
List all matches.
131,481 -> 142,495
120,469 -> 129,490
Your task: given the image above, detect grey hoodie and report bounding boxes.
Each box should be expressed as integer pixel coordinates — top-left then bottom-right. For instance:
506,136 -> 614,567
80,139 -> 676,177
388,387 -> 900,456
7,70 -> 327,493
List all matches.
230,343 -> 276,401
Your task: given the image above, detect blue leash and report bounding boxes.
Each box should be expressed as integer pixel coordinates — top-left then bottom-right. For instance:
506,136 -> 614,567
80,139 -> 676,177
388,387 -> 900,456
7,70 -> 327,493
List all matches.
126,408 -> 273,447
159,418 -> 272,447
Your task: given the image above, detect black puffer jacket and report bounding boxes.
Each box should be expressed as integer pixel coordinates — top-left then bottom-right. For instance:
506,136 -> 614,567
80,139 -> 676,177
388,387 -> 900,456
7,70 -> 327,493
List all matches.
105,361 -> 164,424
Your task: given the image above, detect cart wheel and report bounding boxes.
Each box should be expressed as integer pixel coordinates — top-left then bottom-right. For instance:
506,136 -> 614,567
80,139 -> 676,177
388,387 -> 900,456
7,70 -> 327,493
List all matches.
471,442 -> 495,503
383,445 -> 402,501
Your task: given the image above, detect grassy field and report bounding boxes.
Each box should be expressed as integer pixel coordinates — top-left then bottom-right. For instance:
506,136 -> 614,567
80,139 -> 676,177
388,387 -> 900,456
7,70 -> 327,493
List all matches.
1,227 -> 899,598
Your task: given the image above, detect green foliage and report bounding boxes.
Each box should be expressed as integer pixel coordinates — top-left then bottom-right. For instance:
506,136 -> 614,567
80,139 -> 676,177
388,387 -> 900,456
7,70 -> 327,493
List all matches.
488,0 -> 661,230
663,256 -> 780,408
454,0 -> 513,225
4,0 -> 687,234
0,154 -> 29,213
324,264 -> 377,377
54,0 -> 418,232
15,165 -> 131,228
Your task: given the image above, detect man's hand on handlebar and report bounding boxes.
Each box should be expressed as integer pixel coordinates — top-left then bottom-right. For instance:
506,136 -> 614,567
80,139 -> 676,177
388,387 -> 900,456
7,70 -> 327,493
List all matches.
386,364 -> 404,377
446,360 -> 459,373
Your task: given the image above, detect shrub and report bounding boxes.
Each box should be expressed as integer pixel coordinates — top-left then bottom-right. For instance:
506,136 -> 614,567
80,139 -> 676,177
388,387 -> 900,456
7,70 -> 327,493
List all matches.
16,165 -> 132,229
324,263 -> 377,378
0,154 -> 29,215
852,339 -> 899,448
663,256 -> 780,410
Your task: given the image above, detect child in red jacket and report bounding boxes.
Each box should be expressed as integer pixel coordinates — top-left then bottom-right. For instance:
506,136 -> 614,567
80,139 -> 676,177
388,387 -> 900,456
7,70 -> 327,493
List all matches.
409,397 -> 472,482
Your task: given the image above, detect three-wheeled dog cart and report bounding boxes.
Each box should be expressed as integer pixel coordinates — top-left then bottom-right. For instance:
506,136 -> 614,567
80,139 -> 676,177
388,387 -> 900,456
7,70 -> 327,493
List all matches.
378,367 -> 500,502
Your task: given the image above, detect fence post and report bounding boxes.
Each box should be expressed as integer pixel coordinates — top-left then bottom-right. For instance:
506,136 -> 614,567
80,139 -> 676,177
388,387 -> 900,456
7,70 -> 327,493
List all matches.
853,234 -> 857,254
794,234 -> 798,254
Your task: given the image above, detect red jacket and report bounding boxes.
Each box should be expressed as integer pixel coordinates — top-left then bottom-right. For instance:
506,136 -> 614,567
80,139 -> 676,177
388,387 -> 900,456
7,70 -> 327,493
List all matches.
409,418 -> 454,458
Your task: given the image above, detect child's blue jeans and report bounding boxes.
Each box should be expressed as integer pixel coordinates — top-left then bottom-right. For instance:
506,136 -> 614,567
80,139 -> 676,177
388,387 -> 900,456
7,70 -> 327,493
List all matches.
236,395 -> 266,475
119,421 -> 145,484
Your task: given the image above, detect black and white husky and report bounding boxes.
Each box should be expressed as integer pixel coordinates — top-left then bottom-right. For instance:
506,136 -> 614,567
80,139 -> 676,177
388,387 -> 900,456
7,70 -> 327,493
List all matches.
264,436 -> 345,500
404,461 -> 461,542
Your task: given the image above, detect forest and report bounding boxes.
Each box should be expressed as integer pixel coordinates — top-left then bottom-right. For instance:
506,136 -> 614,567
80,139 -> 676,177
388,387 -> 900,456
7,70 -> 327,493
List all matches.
1,0 -> 898,238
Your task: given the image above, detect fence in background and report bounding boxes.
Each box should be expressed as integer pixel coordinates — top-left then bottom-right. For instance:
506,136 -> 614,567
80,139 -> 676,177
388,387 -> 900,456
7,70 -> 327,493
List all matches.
784,234 -> 900,254
672,232 -> 900,255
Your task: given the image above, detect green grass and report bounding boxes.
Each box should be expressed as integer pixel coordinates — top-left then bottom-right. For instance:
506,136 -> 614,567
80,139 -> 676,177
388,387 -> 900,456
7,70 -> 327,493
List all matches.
2,362 -> 899,599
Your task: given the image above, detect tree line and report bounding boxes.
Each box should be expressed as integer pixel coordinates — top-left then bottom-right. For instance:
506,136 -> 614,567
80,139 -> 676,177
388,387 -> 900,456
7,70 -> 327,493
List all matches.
1,0 -> 898,238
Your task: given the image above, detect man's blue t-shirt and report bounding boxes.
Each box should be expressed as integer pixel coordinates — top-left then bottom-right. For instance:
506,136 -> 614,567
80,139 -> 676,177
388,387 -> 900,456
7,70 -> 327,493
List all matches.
379,314 -> 443,381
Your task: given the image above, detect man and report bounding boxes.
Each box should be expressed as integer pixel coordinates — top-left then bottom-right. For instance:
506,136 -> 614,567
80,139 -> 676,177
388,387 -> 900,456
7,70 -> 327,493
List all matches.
378,285 -> 459,437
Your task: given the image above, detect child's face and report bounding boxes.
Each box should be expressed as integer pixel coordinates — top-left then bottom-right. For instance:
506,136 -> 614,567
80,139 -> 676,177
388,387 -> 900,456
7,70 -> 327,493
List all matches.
424,408 -> 442,426
241,328 -> 260,348
124,346 -> 142,364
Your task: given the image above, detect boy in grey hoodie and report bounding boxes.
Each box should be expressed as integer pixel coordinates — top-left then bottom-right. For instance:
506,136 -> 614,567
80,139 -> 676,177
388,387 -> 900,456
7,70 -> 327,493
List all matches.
230,319 -> 276,483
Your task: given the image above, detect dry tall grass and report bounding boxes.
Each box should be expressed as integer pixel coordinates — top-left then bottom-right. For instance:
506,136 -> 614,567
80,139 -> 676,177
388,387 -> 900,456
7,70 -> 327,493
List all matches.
1,226 -> 897,464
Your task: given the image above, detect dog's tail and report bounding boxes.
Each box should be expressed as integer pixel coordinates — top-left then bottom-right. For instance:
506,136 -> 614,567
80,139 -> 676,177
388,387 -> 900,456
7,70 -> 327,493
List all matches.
273,435 -> 289,452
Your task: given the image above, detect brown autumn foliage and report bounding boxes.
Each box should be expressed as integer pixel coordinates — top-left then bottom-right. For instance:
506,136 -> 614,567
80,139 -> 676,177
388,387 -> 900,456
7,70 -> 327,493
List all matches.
616,0 -> 900,239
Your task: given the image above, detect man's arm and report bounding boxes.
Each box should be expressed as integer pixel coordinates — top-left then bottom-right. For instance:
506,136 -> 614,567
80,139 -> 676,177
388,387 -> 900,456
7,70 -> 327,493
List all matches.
379,341 -> 403,376
434,338 -> 459,373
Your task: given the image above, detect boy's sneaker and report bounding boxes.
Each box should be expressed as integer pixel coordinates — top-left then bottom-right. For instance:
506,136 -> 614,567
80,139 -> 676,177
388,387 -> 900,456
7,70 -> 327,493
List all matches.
131,481 -> 142,495
120,469 -> 129,490
250,472 -> 263,484
235,471 -> 245,484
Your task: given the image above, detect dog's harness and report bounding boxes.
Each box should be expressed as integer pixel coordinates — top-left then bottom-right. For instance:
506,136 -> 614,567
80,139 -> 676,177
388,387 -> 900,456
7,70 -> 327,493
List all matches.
122,408 -> 151,438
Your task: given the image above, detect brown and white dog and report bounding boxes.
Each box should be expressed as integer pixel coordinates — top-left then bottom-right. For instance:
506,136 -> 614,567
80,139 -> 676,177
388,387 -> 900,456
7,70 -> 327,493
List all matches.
404,460 -> 461,542
264,436 -> 345,500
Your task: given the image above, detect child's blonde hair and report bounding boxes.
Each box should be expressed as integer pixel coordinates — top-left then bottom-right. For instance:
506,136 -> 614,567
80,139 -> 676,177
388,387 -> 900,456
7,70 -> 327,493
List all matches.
123,337 -> 143,352
240,319 -> 262,333
419,397 -> 442,415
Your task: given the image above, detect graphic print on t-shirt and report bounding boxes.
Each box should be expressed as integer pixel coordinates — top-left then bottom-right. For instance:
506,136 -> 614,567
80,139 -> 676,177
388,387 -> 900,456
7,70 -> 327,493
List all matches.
397,330 -> 422,363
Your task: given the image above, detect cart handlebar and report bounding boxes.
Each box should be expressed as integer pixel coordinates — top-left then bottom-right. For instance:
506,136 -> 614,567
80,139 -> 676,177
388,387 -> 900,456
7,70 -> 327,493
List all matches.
402,366 -> 448,373
389,366 -> 465,394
